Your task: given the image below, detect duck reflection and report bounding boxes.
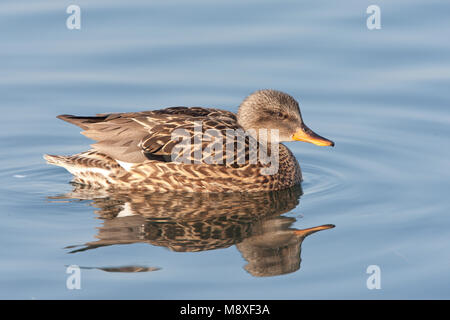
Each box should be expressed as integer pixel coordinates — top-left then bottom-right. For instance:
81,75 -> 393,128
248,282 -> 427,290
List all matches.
53,184 -> 334,277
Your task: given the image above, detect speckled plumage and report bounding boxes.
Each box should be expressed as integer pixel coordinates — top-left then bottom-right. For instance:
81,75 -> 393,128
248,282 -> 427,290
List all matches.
44,90 -> 334,192
45,143 -> 301,192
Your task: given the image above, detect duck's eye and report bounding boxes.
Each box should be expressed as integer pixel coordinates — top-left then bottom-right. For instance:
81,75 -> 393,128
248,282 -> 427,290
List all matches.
265,110 -> 287,119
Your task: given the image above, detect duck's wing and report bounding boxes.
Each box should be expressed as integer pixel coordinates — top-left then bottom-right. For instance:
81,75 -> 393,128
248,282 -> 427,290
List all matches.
57,107 -> 254,165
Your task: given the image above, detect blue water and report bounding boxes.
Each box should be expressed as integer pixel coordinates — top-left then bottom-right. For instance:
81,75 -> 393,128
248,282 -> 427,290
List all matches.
1,0 -> 449,299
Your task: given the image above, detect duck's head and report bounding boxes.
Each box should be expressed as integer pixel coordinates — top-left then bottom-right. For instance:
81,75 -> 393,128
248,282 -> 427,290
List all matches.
237,89 -> 334,146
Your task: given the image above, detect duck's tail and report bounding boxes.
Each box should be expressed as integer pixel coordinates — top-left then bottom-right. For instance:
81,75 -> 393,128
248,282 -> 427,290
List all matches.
44,154 -> 72,167
44,151 -> 126,188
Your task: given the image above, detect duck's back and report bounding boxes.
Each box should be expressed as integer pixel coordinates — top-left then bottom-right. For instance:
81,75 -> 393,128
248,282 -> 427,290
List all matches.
45,106 -> 302,192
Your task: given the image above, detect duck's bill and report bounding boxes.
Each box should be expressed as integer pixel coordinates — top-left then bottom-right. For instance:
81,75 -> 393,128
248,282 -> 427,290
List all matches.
292,124 -> 335,147
293,224 -> 335,237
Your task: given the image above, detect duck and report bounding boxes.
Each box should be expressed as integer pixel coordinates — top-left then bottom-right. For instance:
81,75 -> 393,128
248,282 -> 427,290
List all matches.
56,184 -> 335,277
44,89 -> 334,192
